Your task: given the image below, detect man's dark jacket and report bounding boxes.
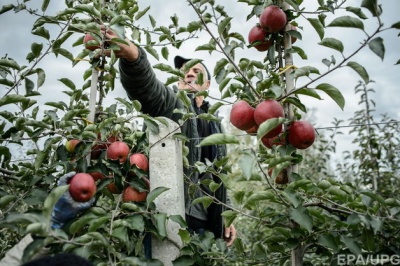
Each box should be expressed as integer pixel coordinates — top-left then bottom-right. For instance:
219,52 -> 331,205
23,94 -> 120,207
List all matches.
118,47 -> 228,238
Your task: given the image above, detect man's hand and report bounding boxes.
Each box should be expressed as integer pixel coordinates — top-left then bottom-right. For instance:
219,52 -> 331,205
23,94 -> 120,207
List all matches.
100,25 -> 139,62
224,224 -> 237,247
51,172 -> 95,229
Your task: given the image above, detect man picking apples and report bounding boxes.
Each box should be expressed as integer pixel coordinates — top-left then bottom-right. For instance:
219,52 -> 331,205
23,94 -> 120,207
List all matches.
100,26 -> 236,249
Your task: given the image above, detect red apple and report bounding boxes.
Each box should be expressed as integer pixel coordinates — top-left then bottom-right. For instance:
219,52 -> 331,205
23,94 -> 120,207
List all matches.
268,168 -> 289,184
248,24 -> 273,51
65,139 -> 80,153
91,134 -> 120,159
262,133 -> 286,149
230,100 -> 257,131
259,5 -> 287,33
129,153 -> 149,172
68,173 -> 97,202
83,33 -> 100,51
246,125 -> 258,135
122,186 -> 147,202
254,100 -> 285,138
287,120 -> 316,149
88,171 -> 105,181
106,141 -> 130,163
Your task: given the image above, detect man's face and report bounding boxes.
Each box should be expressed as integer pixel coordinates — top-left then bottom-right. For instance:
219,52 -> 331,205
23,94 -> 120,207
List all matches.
178,63 -> 210,92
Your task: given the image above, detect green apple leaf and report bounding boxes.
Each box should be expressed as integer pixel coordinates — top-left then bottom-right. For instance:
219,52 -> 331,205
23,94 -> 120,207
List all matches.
319,38 -> 344,53
347,61 -> 370,84
327,16 -> 364,30
361,0 -> 382,17
345,7 -> 368,19
307,18 -> 324,40
289,206 -> 313,232
257,117 -> 286,140
368,37 -> 385,61
315,83 -> 345,110
198,133 -> 239,146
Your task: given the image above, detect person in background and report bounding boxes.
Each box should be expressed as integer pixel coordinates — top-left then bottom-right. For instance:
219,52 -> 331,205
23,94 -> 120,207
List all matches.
101,26 -> 237,247
0,172 -> 94,266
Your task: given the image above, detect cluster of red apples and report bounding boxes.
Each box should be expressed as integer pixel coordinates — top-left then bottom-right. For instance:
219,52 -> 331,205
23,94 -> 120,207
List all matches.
230,100 -> 316,150
65,136 -> 149,203
248,5 -> 296,51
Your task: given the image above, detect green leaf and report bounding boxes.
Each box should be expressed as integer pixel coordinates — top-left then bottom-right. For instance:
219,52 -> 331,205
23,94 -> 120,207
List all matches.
318,38 -> 344,53
0,4 -> 15,15
0,95 -> 29,107
135,6 -> 150,20
294,88 -> 322,100
36,68 -> 46,88
74,4 -> 101,18
327,16 -> 364,30
318,233 -> 339,252
283,189 -> 302,208
192,196 -> 213,209
218,17 -> 232,36
391,22 -> 400,29
368,37 -> 385,61
307,18 -> 324,40
340,235 -> 362,255
0,195 -> 17,208
146,186 -> 170,205
361,0 -> 382,17
43,185 -> 69,219
347,61 -> 369,84
289,206 -> 313,232
257,117 -> 286,139
238,150 -> 255,180
0,58 -> 20,70
293,66 -> 320,79
221,210 -> 238,227
359,190 -> 385,205
198,133 -> 239,146
169,215 -> 187,228
346,7 -> 368,19
41,0 -> 50,12
144,45 -> 159,60
22,238 -> 46,264
32,26 -> 50,40
315,83 -> 345,110
153,213 -> 167,239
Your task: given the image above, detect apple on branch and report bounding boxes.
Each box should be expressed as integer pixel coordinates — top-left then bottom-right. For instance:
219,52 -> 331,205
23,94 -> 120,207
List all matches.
287,120 -> 316,149
68,173 -> 97,202
248,24 -> 273,52
65,139 -> 80,154
129,153 -> 149,172
122,186 -> 147,202
106,141 -> 130,163
230,100 -> 257,131
254,100 -> 285,138
259,5 -> 287,33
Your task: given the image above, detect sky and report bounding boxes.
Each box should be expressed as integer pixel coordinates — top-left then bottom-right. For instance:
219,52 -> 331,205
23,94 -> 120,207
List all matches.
1,0 -> 399,165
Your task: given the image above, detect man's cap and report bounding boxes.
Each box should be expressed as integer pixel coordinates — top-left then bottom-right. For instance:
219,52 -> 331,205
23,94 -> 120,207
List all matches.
174,55 -> 211,81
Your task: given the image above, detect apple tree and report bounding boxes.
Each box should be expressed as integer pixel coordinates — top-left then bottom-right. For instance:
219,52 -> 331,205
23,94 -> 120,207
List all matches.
1,0 -> 400,265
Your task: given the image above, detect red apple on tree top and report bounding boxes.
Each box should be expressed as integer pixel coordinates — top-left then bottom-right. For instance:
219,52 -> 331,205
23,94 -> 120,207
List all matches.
248,24 -> 273,52
106,141 -> 130,163
287,120 -> 316,149
68,173 -> 97,202
259,5 -> 287,33
230,100 -> 257,131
